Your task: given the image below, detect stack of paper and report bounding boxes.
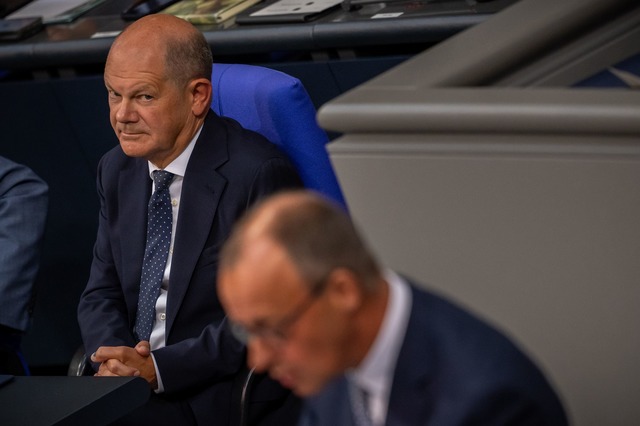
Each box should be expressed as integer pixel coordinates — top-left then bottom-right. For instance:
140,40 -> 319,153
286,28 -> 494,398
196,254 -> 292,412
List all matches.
7,0 -> 106,25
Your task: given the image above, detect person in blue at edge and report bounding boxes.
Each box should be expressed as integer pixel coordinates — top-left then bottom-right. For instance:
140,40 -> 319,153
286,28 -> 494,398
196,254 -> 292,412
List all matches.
218,190 -> 569,426
0,156 -> 48,376
77,13 -> 303,426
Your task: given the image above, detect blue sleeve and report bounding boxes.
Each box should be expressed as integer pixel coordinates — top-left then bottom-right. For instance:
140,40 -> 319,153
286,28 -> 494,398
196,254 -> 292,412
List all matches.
0,156 -> 48,332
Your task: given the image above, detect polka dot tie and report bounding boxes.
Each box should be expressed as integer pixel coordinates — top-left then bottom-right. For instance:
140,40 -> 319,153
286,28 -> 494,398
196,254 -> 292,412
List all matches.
134,170 -> 174,342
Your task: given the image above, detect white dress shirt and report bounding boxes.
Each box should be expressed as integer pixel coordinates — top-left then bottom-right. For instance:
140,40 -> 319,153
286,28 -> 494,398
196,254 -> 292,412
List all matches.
348,269 -> 412,426
145,125 -> 201,392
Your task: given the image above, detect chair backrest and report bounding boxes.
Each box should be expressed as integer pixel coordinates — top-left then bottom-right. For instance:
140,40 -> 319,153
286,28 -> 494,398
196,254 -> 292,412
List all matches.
210,63 -> 347,209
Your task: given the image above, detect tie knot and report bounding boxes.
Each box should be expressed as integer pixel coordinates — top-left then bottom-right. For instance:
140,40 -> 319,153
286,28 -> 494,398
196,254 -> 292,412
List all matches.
152,170 -> 174,191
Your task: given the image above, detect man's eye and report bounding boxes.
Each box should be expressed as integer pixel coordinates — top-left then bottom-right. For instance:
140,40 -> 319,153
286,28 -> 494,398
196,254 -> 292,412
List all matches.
140,94 -> 154,101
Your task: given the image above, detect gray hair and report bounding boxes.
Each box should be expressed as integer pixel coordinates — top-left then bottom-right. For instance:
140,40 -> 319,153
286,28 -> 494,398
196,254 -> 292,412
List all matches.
164,31 -> 213,88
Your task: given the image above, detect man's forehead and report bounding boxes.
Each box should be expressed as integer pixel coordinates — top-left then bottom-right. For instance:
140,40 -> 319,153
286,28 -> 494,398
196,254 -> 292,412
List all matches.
108,42 -> 163,68
234,240 -> 298,294
222,241 -> 305,315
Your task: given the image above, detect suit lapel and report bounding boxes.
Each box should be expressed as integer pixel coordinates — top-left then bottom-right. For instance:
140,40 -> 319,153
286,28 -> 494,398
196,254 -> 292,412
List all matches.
386,286 -> 434,426
118,158 -> 150,314
165,114 -> 229,336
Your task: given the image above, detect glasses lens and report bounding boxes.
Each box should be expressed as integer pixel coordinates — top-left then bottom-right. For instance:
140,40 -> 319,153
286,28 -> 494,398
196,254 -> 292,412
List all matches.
230,321 -> 250,344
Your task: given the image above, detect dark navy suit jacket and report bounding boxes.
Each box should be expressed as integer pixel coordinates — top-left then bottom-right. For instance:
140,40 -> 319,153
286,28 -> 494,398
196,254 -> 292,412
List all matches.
300,280 -> 568,426
78,112 -> 303,425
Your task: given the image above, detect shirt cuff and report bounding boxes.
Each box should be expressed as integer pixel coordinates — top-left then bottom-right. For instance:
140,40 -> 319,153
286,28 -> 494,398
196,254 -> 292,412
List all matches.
150,352 -> 165,393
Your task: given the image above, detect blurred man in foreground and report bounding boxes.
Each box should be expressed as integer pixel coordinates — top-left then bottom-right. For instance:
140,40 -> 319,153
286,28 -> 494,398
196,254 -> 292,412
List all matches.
218,190 -> 568,426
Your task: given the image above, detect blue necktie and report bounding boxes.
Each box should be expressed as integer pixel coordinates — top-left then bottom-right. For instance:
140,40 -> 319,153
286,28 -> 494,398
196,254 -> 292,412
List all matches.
134,170 -> 174,342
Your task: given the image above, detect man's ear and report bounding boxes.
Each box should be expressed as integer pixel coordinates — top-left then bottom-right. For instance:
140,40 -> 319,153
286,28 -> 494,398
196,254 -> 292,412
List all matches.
190,78 -> 212,117
326,268 -> 364,314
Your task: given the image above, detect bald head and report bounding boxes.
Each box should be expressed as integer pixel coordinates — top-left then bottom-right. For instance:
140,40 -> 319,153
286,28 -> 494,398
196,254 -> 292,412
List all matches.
103,13 -> 214,168
218,191 -> 386,395
220,190 -> 380,292
108,14 -> 213,88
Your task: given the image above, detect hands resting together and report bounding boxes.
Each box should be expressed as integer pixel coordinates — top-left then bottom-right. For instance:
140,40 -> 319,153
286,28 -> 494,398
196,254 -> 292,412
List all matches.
91,341 -> 158,390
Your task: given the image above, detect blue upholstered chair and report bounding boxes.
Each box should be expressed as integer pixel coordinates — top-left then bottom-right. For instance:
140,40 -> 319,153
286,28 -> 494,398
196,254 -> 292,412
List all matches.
210,63 -> 347,425
210,63 -> 347,209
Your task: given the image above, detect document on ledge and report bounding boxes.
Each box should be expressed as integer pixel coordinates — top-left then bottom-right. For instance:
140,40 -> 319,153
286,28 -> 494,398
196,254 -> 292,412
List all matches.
163,0 -> 261,24
7,0 -> 106,24
249,0 -> 341,16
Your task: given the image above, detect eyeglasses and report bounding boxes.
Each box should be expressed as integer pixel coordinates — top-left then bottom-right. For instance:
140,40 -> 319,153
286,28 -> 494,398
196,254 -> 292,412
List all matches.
229,277 -> 328,347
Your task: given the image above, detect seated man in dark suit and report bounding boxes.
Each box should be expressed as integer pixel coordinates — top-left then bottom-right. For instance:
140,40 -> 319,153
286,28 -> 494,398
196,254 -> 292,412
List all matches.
0,156 -> 47,375
78,13 -> 302,425
217,190 -> 569,426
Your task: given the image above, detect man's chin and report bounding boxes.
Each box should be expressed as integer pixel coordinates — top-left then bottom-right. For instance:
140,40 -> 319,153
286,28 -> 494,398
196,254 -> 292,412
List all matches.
119,140 -> 149,158
276,376 -> 321,398
272,372 -> 295,390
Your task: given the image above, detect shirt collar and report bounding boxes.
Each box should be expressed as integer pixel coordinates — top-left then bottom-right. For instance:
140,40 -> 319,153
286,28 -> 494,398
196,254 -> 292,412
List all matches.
148,124 -> 202,179
349,269 -> 412,398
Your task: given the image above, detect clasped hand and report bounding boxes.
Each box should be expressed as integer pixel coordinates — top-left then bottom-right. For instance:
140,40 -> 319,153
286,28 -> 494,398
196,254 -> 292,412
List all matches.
91,341 -> 158,389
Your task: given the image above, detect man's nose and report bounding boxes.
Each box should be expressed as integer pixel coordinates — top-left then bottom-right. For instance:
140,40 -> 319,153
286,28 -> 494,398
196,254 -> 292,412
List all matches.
247,338 -> 276,373
115,99 -> 137,123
